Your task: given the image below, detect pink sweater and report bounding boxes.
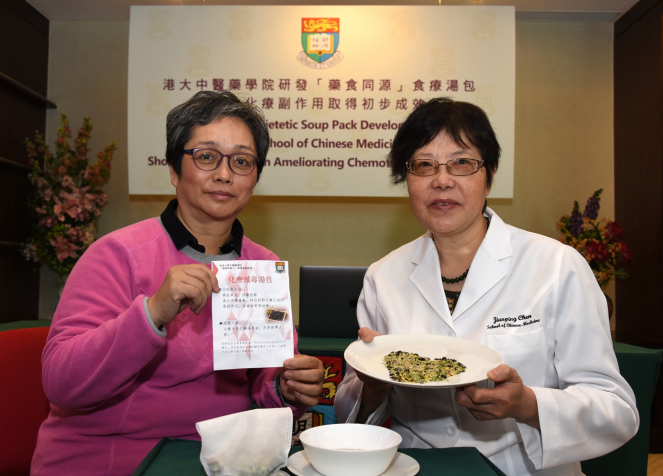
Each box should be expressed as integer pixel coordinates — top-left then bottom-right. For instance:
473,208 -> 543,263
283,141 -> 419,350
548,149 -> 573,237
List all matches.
31,218 -> 306,476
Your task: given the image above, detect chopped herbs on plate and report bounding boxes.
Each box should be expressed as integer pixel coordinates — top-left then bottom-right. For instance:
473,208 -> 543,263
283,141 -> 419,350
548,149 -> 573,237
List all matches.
383,351 -> 466,384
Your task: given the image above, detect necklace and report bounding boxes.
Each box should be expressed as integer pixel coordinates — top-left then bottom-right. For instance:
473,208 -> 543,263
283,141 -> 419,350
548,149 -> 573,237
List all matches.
441,268 -> 469,284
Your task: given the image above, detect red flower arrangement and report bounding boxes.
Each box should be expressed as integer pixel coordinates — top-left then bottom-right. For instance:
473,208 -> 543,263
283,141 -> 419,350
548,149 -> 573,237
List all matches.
21,114 -> 116,278
557,189 -> 632,287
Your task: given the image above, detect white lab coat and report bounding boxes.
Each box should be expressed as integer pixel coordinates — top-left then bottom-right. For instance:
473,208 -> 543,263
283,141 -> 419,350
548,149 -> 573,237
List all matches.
335,208 -> 639,476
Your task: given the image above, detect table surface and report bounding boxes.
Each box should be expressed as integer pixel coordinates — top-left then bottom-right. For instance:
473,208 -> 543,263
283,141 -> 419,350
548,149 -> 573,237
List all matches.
132,438 -> 507,476
297,339 -> 663,476
3,323 -> 657,476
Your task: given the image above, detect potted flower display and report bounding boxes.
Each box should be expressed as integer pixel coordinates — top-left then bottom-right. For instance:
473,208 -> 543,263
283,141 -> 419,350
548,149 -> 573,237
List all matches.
557,189 -> 633,317
21,114 -> 116,289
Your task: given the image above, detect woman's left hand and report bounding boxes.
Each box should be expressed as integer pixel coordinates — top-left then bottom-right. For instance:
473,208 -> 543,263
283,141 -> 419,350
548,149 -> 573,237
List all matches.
454,364 -> 540,429
279,355 -> 325,407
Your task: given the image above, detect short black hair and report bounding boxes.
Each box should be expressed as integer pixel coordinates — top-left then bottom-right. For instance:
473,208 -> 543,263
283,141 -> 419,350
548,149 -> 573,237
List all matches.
389,97 -> 500,187
166,90 -> 269,181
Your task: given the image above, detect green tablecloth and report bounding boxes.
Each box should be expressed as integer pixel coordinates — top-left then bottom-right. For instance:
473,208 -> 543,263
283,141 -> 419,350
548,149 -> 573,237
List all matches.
132,438 -> 506,476
0,320 -> 50,332
297,337 -> 355,357
581,343 -> 662,476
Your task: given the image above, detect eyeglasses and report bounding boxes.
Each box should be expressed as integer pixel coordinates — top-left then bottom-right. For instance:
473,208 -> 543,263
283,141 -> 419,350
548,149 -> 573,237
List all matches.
182,148 -> 259,175
406,158 -> 484,177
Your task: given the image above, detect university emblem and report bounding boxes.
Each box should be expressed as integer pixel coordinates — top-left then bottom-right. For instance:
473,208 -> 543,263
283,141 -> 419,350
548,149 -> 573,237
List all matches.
145,164 -> 171,191
475,85 -> 497,114
471,12 -> 497,42
227,11 -> 252,40
389,11 -> 414,41
147,11 -> 172,41
297,18 -> 343,69
430,47 -> 456,76
145,84 -> 170,115
275,262 -> 286,274
305,168 -> 332,192
186,47 -> 211,76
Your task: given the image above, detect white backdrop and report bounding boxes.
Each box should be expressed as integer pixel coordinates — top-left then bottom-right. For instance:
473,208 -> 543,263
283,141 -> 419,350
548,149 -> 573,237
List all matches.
128,6 -> 515,197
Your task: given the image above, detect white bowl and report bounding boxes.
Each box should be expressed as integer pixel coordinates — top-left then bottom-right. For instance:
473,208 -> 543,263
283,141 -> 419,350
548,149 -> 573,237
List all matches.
299,424 -> 402,476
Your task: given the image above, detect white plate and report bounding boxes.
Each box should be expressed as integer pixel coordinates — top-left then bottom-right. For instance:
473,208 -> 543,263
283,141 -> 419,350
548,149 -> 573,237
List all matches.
344,334 -> 504,388
287,450 -> 419,476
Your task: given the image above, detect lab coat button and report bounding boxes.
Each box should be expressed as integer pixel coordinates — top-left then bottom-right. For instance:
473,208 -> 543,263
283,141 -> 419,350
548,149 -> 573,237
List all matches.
446,426 -> 456,437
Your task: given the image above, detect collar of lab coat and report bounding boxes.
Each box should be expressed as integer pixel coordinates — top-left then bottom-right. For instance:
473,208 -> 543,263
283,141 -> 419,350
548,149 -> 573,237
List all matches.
409,207 -> 513,325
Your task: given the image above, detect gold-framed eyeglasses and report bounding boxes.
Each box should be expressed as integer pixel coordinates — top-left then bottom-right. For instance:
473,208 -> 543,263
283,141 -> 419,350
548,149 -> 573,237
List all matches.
406,158 -> 484,177
182,148 -> 259,175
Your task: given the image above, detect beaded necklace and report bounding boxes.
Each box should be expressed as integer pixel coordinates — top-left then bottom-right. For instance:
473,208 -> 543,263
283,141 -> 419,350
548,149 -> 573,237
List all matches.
441,269 -> 468,284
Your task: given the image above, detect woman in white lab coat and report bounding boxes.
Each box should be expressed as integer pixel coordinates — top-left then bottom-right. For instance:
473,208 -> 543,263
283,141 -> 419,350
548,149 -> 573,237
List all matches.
334,98 -> 638,475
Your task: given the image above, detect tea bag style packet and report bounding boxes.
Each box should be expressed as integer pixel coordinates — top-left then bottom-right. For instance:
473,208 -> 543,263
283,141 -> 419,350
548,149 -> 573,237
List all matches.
196,407 -> 293,476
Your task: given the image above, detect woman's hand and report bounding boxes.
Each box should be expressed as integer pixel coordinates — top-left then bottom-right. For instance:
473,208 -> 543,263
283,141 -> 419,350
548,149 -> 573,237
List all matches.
358,327 -> 382,343
147,264 -> 220,329
279,355 -> 325,407
355,327 -> 393,423
454,364 -> 540,429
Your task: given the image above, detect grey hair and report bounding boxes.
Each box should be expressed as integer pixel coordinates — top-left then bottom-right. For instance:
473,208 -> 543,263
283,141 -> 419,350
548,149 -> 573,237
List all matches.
166,90 -> 269,181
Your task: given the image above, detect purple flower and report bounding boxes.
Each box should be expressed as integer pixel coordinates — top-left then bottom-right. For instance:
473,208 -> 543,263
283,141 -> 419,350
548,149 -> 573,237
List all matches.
569,202 -> 583,237
583,189 -> 603,220
583,196 -> 600,220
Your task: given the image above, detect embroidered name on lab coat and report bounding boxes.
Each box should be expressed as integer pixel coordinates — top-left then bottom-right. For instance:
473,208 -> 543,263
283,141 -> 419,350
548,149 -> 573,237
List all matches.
486,315 -> 540,329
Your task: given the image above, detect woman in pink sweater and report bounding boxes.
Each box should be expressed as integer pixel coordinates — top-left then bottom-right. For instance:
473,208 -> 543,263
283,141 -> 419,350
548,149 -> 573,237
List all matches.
31,91 -> 324,476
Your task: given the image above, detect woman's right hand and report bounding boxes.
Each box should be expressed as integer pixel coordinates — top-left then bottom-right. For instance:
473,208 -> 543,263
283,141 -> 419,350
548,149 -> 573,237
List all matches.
355,327 -> 393,422
147,264 -> 220,329
358,327 -> 382,344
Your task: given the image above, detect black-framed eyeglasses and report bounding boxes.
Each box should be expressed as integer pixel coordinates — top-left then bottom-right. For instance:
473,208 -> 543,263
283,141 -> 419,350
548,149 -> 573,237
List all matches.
182,148 -> 260,175
406,158 -> 484,177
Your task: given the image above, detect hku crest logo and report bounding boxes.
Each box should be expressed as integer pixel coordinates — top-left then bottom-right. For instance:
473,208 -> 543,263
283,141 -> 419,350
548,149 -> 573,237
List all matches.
275,262 -> 286,274
297,18 -> 344,69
